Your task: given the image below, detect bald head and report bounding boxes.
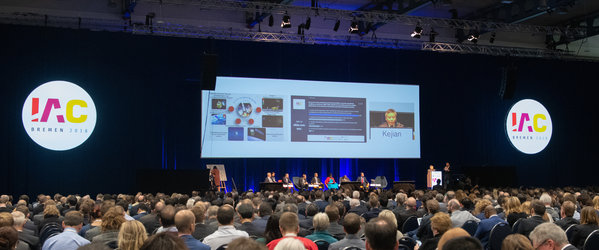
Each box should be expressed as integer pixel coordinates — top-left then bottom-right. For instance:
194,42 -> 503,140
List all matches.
483,205 -> 496,219
175,210 -> 195,234
406,197 -> 417,210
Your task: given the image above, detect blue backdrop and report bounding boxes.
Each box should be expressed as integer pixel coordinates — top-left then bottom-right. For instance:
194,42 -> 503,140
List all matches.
0,24 -> 596,196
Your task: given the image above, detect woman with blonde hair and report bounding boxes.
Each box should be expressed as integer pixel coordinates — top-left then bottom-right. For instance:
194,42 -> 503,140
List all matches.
473,199 -> 492,220
504,197 -> 527,227
118,220 -> 148,250
501,234 -> 533,250
570,206 -> 599,249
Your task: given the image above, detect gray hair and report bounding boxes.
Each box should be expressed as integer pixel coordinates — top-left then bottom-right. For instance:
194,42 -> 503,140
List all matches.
274,237 -> 306,250
350,199 -> 360,207
352,191 -> 360,199
11,211 -> 26,226
313,213 -> 330,231
529,222 -> 568,246
186,198 -> 195,209
539,193 -> 552,205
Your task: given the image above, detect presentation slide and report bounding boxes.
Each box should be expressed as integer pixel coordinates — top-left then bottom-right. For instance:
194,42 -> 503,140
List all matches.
201,77 -> 420,158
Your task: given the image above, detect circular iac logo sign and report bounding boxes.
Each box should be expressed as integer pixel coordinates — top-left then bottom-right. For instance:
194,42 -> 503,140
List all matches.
506,99 -> 552,154
22,81 -> 97,151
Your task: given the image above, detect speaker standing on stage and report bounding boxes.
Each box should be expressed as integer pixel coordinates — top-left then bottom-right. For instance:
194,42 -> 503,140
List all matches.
443,162 -> 451,188
211,166 -> 221,192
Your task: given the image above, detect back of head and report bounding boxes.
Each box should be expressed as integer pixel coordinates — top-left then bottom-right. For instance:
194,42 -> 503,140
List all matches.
159,205 -> 176,227
426,199 -> 440,214
501,234 -> 533,250
140,232 -> 187,250
377,210 -> 398,229
447,199 -> 461,212
281,203 -> 298,215
539,193 -> 552,205
561,201 -> 575,218
102,207 -> 126,232
343,213 -> 361,235
529,223 -> 567,247
406,197 -> 417,210
0,226 -> 18,250
306,204 -> 319,217
118,220 -> 148,250
273,237 -> 305,250
0,213 -> 14,228
530,200 -> 546,216
312,213 -> 330,231
174,210 -> 195,233
216,205 -> 235,225
580,206 -> 599,225
483,205 -> 497,219
11,211 -> 26,227
64,211 -> 84,227
237,203 -> 254,220
258,203 -> 273,217
437,228 -> 470,250
227,237 -> 267,250
442,236 -> 483,250
364,217 -> 397,250
430,212 -> 452,236
324,205 -> 340,222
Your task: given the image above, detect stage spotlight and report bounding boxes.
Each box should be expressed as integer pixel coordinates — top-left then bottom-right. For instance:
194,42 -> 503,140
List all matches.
268,15 -> 274,27
429,28 -> 438,42
467,31 -> 480,43
411,26 -> 423,38
489,32 -> 496,43
281,14 -> 291,28
333,20 -> 340,31
349,21 -> 359,34
305,17 -> 311,30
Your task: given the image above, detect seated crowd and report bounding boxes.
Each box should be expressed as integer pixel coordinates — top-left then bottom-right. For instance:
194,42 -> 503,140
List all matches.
0,185 -> 598,250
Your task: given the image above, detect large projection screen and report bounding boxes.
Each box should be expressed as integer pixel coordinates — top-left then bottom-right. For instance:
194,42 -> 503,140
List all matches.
201,77 -> 420,158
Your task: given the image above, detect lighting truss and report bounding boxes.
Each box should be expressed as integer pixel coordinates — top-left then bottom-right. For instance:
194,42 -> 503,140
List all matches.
0,12 -> 595,61
140,0 -> 586,34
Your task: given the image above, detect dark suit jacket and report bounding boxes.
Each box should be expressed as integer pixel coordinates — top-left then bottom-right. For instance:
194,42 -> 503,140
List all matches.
282,177 -> 291,184
362,208 -> 382,222
252,215 -> 270,233
139,213 -> 161,235
473,215 -> 507,248
237,222 -> 263,237
299,216 -> 314,229
314,200 -> 329,212
516,215 -> 545,237
348,205 -> 368,216
298,202 -> 308,217
264,177 -> 274,183
570,223 -> 599,249
555,216 -> 579,231
507,212 -> 528,228
395,208 -> 417,231
18,231 -> 39,250
23,221 -> 37,236
192,223 -> 218,241
311,177 -> 321,184
327,222 -> 346,240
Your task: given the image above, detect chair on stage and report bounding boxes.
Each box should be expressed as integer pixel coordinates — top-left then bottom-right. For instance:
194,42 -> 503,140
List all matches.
488,222 -> 512,250
462,220 -> 478,236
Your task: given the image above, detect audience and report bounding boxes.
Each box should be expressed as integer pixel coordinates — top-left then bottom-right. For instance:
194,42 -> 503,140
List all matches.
3,183 -> 599,250
569,206 -> 599,249
501,234 -> 533,250
529,223 -> 577,250
328,213 -> 365,250
42,211 -> 90,250
117,220 -> 148,250
202,205 -> 248,249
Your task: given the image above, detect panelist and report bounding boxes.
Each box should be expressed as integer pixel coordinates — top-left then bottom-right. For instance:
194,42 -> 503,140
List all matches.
378,109 -> 404,128
264,172 -> 274,183
324,173 -> 337,189
340,175 -> 350,182
282,173 -> 291,184
298,174 -> 309,190
356,172 -> 369,187
271,172 -> 277,182
311,173 -> 321,185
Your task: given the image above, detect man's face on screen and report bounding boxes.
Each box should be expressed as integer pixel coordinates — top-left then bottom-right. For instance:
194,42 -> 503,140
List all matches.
385,112 -> 397,125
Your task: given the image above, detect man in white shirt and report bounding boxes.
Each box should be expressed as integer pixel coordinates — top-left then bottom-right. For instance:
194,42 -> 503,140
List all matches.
202,205 -> 248,250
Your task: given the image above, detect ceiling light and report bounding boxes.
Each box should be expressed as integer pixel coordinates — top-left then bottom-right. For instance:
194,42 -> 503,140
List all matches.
411,26 -> 423,38
281,15 -> 291,28
467,31 -> 480,43
349,21 -> 359,34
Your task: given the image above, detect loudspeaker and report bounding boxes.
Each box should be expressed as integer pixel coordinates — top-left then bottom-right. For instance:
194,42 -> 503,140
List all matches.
499,65 -> 517,99
201,53 -> 218,90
